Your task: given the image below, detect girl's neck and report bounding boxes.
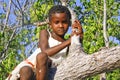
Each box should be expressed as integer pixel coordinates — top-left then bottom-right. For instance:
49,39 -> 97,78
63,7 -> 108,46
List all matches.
51,32 -> 65,42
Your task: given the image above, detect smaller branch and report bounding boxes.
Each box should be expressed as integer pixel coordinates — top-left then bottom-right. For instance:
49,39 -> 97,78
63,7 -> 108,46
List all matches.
0,29 -> 16,59
33,18 -> 49,26
2,0 -> 12,32
100,0 -> 108,79
16,0 -> 22,12
103,0 -> 109,47
5,19 -> 48,31
22,0 -> 28,9
11,0 -> 21,12
60,0 -> 68,6
5,24 -> 32,31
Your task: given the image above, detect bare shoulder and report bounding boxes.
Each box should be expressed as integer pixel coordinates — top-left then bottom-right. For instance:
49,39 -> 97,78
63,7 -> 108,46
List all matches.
38,29 -> 49,48
40,29 -> 49,38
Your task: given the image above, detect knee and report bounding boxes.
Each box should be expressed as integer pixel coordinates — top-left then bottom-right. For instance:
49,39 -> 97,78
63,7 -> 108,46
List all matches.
20,66 -> 33,74
36,52 -> 48,62
19,66 -> 34,79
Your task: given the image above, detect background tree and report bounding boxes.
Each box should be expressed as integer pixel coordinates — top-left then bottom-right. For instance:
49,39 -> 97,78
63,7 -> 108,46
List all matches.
79,0 -> 120,80
0,0 -> 36,79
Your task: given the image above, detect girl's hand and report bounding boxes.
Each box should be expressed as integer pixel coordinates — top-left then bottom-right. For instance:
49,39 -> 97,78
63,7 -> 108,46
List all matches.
71,20 -> 83,38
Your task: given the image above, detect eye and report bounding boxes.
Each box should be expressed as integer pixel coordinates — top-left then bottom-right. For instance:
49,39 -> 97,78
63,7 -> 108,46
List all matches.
62,20 -> 67,23
55,21 -> 59,24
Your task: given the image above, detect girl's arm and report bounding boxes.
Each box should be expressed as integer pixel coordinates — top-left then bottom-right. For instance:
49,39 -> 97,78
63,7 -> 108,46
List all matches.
38,29 -> 71,56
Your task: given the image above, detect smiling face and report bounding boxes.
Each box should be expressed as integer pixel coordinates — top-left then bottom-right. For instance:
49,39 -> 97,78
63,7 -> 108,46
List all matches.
49,12 -> 70,37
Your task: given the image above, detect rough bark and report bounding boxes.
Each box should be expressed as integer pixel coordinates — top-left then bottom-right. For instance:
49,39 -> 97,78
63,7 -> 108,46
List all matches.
54,43 -> 120,80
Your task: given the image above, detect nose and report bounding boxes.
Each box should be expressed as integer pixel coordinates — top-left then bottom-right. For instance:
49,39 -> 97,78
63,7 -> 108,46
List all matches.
59,23 -> 63,28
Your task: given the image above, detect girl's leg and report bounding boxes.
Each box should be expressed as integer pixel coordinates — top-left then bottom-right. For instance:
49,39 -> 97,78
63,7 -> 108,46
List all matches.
36,52 -> 48,80
19,66 -> 34,80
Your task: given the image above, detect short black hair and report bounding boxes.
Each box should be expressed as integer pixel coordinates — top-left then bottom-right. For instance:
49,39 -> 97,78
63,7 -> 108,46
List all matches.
48,5 -> 71,21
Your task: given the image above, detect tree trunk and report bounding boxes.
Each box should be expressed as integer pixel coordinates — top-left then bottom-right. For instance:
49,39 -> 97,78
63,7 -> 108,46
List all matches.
54,43 -> 120,80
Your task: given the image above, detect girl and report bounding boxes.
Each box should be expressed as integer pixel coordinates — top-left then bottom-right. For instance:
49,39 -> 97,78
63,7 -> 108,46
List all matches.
8,5 -> 83,80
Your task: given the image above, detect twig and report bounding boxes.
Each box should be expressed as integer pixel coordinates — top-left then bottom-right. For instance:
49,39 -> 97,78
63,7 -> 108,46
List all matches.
16,0 -> 22,12
2,0 -> 12,32
33,18 -> 49,26
11,0 -> 21,12
22,0 -> 29,11
0,29 -> 16,59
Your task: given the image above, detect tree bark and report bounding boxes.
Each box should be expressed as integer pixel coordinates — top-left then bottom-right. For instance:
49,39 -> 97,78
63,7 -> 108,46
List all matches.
54,44 -> 120,80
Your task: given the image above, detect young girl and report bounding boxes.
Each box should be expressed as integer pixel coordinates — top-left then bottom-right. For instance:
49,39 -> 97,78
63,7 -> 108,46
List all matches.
7,5 -> 83,80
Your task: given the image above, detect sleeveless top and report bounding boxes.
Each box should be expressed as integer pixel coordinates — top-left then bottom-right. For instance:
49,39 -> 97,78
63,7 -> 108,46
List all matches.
48,31 -> 68,67
27,31 -> 68,68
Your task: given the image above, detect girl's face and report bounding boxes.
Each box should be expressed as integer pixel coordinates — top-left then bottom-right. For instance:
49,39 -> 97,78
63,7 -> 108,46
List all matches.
49,12 -> 70,37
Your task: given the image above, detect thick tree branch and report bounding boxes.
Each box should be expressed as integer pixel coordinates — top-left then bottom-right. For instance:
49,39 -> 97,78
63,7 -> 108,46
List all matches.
54,45 -> 120,80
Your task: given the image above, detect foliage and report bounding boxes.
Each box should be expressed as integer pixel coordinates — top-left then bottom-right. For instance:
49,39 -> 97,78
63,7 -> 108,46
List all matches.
78,0 -> 120,53
0,0 -> 54,79
0,52 -> 19,79
78,0 -> 120,79
30,0 -> 54,39
0,0 -> 36,79
0,27 -> 31,79
106,69 -> 120,80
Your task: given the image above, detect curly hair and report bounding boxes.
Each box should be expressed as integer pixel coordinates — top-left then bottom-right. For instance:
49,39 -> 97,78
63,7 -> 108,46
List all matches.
48,5 -> 71,21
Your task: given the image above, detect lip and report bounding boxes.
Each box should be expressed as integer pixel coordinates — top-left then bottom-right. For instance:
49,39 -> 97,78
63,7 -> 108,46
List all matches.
57,29 -> 65,34
58,29 -> 64,32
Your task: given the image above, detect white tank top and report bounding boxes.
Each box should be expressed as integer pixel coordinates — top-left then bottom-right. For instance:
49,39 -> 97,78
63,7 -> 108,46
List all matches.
27,31 -> 68,68
48,32 -> 68,67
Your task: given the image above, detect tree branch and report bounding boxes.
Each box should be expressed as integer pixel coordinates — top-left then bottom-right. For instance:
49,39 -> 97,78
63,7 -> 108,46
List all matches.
0,29 -> 16,63
54,45 -> 120,80
3,0 -> 12,32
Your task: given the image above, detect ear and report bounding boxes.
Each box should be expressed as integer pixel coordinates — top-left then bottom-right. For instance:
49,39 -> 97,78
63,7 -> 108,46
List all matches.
48,22 -> 52,28
48,22 -> 53,32
48,22 -> 52,31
